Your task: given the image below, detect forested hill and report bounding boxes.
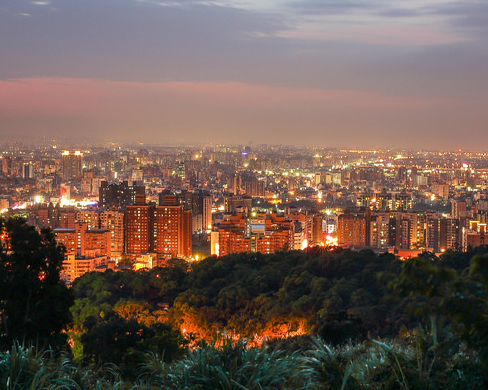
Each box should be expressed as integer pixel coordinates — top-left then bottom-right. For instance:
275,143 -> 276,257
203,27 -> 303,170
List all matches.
171,249 -> 403,341
73,248 -> 408,346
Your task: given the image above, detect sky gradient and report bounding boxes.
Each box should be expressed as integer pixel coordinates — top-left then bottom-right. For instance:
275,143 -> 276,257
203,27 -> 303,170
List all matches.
1,0 -> 487,149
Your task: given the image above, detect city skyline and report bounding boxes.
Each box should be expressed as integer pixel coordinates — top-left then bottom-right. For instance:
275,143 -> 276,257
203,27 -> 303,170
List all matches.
1,0 -> 487,149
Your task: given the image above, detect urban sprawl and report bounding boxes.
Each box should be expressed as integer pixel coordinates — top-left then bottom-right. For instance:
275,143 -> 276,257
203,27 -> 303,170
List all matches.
1,142 -> 487,283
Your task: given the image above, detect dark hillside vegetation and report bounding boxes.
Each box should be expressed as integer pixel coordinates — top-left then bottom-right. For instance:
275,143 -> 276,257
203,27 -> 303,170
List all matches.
2,217 -> 488,387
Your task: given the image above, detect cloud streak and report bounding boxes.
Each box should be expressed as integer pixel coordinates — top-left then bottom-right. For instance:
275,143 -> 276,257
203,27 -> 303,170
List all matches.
0,77 -> 484,149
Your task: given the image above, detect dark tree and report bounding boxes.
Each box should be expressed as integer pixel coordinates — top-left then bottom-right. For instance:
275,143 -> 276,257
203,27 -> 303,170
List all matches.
81,311 -> 186,379
0,217 -> 73,349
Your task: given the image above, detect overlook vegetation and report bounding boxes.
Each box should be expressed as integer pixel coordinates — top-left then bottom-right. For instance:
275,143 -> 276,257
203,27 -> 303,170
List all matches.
1,217 -> 488,388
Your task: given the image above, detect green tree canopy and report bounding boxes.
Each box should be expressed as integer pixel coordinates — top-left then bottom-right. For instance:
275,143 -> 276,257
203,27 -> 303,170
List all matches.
0,217 -> 73,349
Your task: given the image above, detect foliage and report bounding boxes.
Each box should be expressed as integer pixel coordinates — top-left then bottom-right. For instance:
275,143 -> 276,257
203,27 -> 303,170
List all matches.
170,249 -> 402,339
303,335 -> 485,390
0,343 -> 126,390
0,217 -> 73,350
139,335 -> 312,390
0,336 -> 485,389
386,254 -> 458,345
50,235 -> 488,387
81,310 -> 187,379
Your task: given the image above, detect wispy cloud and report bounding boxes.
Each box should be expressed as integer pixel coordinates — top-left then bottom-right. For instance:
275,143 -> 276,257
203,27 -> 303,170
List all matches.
209,0 -> 485,45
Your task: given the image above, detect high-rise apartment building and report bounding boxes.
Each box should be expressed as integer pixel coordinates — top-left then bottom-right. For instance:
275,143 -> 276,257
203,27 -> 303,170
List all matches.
440,218 -> 460,251
451,199 -> 467,219
154,205 -> 192,258
125,196 -> 154,254
62,151 -> 83,180
185,190 -> 212,233
154,193 -> 192,257
124,191 -> 192,258
244,181 -> 265,197
99,181 -> 145,208
338,213 -> 367,247
23,162 -> 34,179
100,209 -> 125,255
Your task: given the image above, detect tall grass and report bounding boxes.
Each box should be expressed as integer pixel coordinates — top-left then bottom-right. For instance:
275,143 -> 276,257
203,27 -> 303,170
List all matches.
0,335 -> 484,390
139,336 -> 312,389
301,334 -> 485,390
0,344 -> 127,390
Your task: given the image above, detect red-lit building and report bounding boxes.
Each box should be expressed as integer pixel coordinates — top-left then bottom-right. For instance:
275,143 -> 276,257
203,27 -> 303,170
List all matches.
338,213 -> 367,247
125,195 -> 154,254
54,222 -> 111,258
125,193 -> 192,258
212,212 -> 293,256
154,205 -> 192,258
100,209 -> 125,255
59,208 -> 76,228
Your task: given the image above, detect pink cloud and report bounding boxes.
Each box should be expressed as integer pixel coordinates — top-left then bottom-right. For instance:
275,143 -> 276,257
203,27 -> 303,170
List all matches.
0,77 -> 460,119
2,77 -> 483,149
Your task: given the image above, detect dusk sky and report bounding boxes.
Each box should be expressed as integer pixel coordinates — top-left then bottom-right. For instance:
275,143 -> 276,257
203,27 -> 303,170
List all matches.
1,0 -> 487,149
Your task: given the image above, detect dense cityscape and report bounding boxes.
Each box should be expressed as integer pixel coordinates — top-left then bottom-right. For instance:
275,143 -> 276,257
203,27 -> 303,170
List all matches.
2,0 -> 488,387
1,141 -> 488,283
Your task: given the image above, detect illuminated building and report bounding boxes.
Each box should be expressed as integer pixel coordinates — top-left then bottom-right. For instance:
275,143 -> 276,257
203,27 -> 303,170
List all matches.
394,191 -> 413,211
100,209 -> 125,255
183,190 -> 212,233
228,174 -> 242,195
440,218 -> 460,251
154,194 -> 192,258
451,199 -> 467,219
212,212 -> 293,256
376,190 -> 393,210
370,214 -> 391,249
196,191 -> 212,233
99,180 -> 145,208
401,212 -> 428,249
59,208 -> 76,229
338,213 -> 367,247
154,205 -> 192,258
293,222 -> 306,250
426,216 -> 440,252
244,181 -> 265,197
62,151 -> 83,180
1,156 -> 12,177
413,174 -> 428,188
131,168 -> 143,183
224,195 -> 252,214
357,190 -> 412,211
75,210 -> 100,230
173,164 -> 185,179
124,192 -> 192,258
357,192 -> 373,208
312,215 -> 323,245
125,195 -> 154,254
28,203 -> 60,229
22,162 -> 34,179
61,254 -> 110,284
158,191 -> 178,207
54,222 -> 111,258
463,221 -> 487,251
